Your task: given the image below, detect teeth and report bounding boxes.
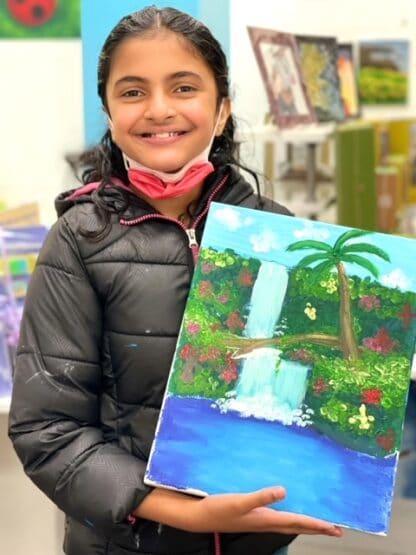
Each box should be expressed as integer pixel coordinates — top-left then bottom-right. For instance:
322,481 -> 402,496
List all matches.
145,132 -> 180,138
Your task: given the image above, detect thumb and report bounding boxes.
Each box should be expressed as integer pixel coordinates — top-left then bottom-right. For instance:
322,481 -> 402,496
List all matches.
240,486 -> 286,513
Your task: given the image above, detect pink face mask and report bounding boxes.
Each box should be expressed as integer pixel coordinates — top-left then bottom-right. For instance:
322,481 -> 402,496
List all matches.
119,101 -> 225,200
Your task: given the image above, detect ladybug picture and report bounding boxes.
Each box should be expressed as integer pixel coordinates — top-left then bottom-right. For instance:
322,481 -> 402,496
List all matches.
7,0 -> 57,27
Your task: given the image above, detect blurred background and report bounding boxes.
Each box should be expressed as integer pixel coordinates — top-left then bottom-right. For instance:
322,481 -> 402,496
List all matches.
0,1 -> 415,553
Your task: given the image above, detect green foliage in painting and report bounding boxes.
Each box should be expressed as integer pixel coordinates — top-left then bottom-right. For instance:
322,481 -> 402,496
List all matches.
359,67 -> 408,104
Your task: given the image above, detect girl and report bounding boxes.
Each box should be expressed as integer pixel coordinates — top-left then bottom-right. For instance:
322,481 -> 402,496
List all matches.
8,6 -> 342,555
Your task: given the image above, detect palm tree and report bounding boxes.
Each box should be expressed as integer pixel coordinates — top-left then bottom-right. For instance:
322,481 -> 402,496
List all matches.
286,229 -> 390,360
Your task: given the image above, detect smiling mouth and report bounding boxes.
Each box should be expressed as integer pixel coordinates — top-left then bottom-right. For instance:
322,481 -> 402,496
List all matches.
140,131 -> 187,138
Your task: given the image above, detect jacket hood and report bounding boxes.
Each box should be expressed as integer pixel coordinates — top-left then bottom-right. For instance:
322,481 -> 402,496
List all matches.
54,165 -> 257,220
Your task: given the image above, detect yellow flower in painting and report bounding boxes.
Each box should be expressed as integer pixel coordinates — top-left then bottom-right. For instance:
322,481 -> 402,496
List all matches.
348,404 -> 375,430
304,302 -> 317,320
320,276 -> 337,294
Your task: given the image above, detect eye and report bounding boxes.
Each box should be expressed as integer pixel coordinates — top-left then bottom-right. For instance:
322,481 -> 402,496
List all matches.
122,89 -> 144,98
175,85 -> 197,94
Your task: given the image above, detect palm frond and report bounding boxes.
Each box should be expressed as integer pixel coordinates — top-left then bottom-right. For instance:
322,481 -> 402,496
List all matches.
340,242 -> 390,262
286,239 -> 332,252
341,254 -> 380,278
296,252 -> 332,268
333,229 -> 370,252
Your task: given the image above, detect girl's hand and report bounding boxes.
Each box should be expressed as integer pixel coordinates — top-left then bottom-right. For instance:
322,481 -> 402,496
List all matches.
134,486 -> 343,537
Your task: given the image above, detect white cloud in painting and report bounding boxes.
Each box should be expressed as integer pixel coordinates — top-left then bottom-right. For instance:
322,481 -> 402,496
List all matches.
380,268 -> 411,290
293,221 -> 330,241
213,207 -> 254,231
250,229 -> 279,253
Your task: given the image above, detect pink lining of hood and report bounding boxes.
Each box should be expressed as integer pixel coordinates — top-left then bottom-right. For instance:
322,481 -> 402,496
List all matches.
67,177 -> 131,200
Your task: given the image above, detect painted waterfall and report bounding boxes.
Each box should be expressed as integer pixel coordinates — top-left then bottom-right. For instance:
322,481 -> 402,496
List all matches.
145,204 -> 416,534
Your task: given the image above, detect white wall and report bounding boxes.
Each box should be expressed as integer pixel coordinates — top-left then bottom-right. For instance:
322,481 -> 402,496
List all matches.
0,40 -> 84,225
230,0 -> 416,170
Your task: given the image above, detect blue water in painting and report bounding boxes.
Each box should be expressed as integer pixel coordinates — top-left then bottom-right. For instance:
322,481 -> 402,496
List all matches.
146,395 -> 398,534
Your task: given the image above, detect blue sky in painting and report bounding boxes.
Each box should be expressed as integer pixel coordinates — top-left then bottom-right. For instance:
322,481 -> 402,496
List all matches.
202,203 -> 416,293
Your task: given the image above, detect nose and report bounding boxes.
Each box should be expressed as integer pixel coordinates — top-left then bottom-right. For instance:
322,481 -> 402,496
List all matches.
143,92 -> 176,121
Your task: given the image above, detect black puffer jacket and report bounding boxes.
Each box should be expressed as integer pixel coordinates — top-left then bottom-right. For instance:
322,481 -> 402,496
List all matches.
8,166 -> 295,555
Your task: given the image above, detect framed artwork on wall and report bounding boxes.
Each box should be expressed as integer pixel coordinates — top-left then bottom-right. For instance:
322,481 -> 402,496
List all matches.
358,40 -> 410,105
295,34 -> 345,123
337,43 -> 360,119
0,0 -> 80,38
247,26 -> 316,129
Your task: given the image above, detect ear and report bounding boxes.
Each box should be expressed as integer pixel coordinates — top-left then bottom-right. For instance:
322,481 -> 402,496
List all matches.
102,106 -> 114,131
216,97 -> 232,136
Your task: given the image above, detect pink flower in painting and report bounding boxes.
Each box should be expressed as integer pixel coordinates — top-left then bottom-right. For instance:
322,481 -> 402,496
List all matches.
362,388 -> 383,405
290,349 -> 312,363
359,295 -> 381,312
218,293 -> 229,304
363,328 -> 398,354
201,262 -> 215,274
186,322 -> 201,335
179,343 -> 195,360
199,280 -> 213,297
313,378 -> 328,395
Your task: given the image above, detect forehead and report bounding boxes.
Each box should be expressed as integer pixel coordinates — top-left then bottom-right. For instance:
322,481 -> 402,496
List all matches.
107,30 -> 215,83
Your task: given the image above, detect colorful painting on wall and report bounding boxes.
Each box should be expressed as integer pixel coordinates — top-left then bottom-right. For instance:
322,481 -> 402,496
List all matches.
358,40 -> 410,105
146,204 -> 416,534
295,34 -> 345,122
337,43 -> 360,118
247,26 -> 316,129
0,0 -> 80,38
0,226 -> 48,400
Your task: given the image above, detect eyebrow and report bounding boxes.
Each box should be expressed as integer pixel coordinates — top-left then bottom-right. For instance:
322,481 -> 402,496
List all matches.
113,71 -> 203,88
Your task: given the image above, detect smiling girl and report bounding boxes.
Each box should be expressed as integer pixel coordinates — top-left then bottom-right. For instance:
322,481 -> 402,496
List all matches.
8,6 -> 342,555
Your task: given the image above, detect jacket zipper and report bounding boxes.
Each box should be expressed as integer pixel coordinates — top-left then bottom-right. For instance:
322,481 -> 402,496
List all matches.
119,175 -> 228,265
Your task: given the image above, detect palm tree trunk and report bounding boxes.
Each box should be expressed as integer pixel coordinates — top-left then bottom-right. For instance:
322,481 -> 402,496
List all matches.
222,333 -> 341,356
337,262 -> 360,359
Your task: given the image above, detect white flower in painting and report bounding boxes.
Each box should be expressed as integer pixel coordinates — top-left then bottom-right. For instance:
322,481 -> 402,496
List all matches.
213,207 -> 254,231
381,269 -> 411,290
250,229 -> 279,253
293,222 -> 330,241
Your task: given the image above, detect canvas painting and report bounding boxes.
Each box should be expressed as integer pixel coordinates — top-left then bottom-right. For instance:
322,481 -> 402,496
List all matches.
358,40 -> 410,105
247,26 -> 316,129
0,0 -> 80,39
295,34 -> 345,122
337,43 -> 360,118
146,204 -> 416,534
0,226 -> 48,400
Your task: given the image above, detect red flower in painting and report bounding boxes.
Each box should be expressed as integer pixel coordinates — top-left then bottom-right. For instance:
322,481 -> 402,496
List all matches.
290,349 -> 312,363
226,311 -> 245,332
363,328 -> 398,354
221,368 -> 238,383
199,348 -> 221,363
199,280 -> 213,297
313,378 -> 328,395
362,388 -> 383,405
238,269 -> 253,287
179,343 -> 194,360
376,429 -> 395,452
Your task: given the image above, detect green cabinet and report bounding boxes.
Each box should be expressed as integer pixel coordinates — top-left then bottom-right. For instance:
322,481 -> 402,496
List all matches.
335,123 -> 377,231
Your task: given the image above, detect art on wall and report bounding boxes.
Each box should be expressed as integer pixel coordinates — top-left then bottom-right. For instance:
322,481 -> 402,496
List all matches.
247,26 -> 316,129
146,203 -> 416,534
0,226 -> 48,400
337,43 -> 360,118
295,34 -> 345,123
358,40 -> 410,105
0,0 -> 80,38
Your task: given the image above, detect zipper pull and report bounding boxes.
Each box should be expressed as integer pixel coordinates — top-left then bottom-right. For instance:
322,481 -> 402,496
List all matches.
185,228 -> 200,264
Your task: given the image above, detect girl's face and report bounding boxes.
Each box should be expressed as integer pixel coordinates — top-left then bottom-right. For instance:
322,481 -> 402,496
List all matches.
105,31 -> 231,173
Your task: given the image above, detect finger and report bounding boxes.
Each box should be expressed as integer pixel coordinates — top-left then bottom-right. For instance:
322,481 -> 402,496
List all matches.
273,513 -> 343,536
240,486 -> 286,513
